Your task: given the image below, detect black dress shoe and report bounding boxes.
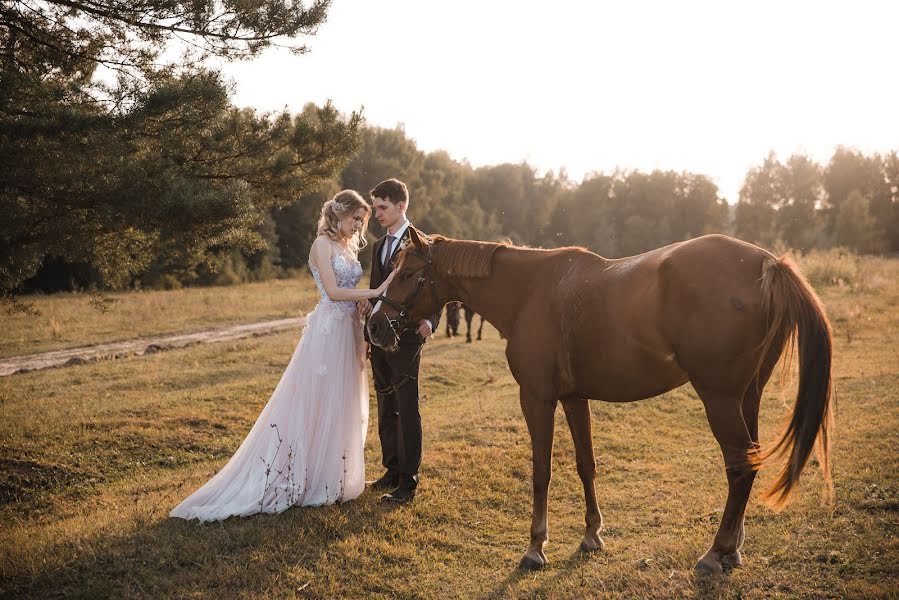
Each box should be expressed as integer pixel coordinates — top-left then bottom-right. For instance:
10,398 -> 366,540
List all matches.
380,485 -> 416,504
369,471 -> 399,491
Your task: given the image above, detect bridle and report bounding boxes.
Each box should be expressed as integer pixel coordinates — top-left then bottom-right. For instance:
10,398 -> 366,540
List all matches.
374,241 -> 442,345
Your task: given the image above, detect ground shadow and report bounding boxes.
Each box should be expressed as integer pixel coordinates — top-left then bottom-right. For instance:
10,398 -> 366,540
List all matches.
482,546 -> 596,599
6,489 -> 389,598
481,545 -> 747,599
691,565 -> 742,600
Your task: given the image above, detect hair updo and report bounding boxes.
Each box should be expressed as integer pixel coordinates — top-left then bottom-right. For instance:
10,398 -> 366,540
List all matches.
317,190 -> 371,251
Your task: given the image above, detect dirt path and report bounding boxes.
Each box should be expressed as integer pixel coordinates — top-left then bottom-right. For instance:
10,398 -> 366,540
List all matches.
0,317 -> 305,377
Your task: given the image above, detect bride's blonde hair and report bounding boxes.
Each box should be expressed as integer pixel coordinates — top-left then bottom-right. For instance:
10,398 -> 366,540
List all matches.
317,190 -> 371,251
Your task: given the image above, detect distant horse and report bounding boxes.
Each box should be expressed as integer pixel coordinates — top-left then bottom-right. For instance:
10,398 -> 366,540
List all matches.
445,301 -> 485,342
445,301 -> 462,337
463,303 -> 485,343
367,228 -> 833,574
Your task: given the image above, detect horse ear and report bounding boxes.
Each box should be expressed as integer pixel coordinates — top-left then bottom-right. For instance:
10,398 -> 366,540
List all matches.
410,226 -> 426,249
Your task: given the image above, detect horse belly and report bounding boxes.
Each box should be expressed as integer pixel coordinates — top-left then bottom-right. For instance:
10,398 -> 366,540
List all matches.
567,330 -> 689,402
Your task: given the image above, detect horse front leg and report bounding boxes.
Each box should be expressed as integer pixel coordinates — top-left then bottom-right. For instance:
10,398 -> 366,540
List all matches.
561,397 -> 604,552
518,388 -> 557,570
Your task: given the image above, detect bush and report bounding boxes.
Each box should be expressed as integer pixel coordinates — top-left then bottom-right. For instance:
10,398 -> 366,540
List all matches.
798,248 -> 861,288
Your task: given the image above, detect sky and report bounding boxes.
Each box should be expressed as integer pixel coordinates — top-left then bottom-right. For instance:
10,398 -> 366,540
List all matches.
214,0 -> 899,203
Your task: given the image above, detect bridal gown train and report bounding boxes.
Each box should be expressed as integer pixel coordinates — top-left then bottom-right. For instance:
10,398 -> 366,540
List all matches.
171,243 -> 369,521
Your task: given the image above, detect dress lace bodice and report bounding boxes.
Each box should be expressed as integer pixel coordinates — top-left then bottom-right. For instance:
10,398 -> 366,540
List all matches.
310,242 -> 364,316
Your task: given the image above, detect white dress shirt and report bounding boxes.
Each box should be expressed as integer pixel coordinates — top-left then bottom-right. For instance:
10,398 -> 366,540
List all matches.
381,218 -> 410,267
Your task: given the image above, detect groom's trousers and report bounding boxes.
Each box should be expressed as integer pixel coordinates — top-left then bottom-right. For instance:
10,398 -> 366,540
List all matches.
370,342 -> 422,484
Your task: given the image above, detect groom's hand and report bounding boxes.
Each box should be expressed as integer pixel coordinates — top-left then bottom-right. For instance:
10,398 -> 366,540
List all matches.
357,300 -> 372,318
417,319 -> 433,341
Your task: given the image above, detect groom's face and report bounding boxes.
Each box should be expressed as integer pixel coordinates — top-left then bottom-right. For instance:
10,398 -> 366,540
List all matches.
372,197 -> 405,230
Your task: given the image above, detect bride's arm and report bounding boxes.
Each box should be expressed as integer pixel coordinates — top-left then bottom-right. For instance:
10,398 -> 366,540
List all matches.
309,237 -> 393,302
353,308 -> 368,368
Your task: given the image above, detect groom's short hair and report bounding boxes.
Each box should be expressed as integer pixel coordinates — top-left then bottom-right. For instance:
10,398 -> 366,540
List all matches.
370,178 -> 409,207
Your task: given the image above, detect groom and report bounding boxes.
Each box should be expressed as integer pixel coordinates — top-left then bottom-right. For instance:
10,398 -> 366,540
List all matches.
359,178 -> 440,504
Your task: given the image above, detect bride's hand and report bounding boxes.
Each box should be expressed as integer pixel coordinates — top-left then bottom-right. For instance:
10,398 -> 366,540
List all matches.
373,270 -> 397,298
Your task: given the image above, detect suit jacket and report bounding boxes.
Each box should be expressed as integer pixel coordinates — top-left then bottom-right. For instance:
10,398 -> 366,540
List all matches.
368,225 -> 441,345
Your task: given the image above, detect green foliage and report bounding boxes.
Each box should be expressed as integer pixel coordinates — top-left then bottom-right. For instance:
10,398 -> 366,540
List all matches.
735,152 -> 785,247
735,148 -> 895,253
1,0 -> 360,297
777,154 -> 822,251
834,191 -> 880,253
272,182 -> 340,272
543,170 -> 727,257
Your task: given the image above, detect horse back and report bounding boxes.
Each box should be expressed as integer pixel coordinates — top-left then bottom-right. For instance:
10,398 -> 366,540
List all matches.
556,235 -> 773,401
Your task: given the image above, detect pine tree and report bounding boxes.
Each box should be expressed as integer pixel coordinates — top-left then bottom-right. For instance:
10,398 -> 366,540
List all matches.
1,1 -> 361,299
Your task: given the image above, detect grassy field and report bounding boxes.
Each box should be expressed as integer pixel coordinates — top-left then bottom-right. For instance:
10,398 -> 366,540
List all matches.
1,255 -> 897,598
1,278 -> 321,359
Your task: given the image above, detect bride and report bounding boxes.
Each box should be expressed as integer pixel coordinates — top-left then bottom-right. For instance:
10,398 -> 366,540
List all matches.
171,190 -> 395,521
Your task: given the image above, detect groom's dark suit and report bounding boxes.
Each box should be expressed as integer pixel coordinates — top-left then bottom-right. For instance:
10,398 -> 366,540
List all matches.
368,225 -> 440,489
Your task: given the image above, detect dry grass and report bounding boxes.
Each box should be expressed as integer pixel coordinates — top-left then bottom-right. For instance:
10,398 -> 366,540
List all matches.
1,278 -> 321,359
0,259 -> 897,599
795,248 -> 893,292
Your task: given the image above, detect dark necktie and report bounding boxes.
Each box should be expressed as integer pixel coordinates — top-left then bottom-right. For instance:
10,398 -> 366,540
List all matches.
383,235 -> 395,270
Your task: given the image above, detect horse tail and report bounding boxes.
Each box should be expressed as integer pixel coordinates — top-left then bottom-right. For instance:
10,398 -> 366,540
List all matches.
754,254 -> 834,510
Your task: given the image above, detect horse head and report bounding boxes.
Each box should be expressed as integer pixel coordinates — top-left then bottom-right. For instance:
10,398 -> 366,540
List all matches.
367,227 -> 446,351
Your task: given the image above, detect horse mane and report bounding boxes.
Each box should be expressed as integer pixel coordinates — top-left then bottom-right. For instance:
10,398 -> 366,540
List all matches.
397,233 -> 593,278
430,236 -> 508,278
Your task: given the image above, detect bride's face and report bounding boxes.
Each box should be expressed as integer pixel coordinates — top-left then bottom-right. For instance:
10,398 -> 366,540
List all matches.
338,208 -> 366,240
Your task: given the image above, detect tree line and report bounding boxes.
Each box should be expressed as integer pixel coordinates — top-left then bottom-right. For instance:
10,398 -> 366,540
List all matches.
14,121 -> 899,294
148,130 -> 899,287
736,150 -> 897,254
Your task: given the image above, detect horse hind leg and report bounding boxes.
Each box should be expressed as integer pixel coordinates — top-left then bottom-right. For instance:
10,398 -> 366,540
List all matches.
694,387 -> 759,575
734,349 -> 780,551
561,396 -> 604,553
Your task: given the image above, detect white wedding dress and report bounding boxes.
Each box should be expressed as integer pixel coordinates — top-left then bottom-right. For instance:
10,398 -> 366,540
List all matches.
171,242 -> 369,521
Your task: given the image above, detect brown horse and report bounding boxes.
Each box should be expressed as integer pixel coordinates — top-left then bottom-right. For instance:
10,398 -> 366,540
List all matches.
463,303 -> 485,343
445,301 -> 463,337
445,301 -> 486,342
367,229 -> 833,574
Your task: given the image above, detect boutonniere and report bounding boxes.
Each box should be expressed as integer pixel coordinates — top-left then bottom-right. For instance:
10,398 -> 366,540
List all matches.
397,235 -> 411,252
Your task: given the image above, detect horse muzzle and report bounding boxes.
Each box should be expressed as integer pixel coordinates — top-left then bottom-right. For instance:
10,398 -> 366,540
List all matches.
367,313 -> 400,351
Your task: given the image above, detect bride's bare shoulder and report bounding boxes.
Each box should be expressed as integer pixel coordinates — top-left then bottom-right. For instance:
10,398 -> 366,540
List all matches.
311,235 -> 335,250
309,235 -> 335,267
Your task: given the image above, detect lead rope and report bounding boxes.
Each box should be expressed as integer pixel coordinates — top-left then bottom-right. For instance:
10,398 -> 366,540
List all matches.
373,342 -> 426,396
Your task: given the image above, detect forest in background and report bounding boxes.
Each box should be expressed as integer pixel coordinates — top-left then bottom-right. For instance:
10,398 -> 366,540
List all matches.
21,127 -> 898,293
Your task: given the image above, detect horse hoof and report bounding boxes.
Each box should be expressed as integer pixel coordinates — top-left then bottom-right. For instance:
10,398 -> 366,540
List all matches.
578,536 -> 604,553
518,554 -> 546,571
694,556 -> 724,576
721,550 -> 743,569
